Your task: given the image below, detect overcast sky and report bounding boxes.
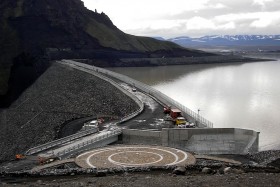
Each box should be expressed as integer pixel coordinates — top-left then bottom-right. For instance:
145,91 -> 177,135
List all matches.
82,0 -> 280,38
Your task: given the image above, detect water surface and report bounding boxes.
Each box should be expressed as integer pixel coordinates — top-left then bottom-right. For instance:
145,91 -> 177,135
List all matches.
108,54 -> 280,150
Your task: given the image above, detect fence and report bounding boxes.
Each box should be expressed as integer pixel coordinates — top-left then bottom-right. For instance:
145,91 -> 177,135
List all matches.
25,127 -> 98,155
25,60 -> 145,157
59,60 -> 145,124
62,60 -> 213,128
55,129 -> 122,157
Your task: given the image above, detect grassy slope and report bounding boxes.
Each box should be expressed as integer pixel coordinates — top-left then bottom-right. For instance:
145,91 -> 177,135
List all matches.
85,17 -> 181,52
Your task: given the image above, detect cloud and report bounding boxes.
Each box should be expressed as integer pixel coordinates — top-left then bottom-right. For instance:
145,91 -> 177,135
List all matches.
253,0 -> 274,6
82,0 -> 280,37
249,12 -> 280,27
186,17 -> 216,30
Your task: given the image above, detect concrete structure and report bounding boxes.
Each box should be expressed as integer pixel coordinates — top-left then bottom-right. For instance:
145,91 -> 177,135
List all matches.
61,60 -> 213,128
25,127 -> 99,155
36,129 -> 122,159
122,128 -> 259,154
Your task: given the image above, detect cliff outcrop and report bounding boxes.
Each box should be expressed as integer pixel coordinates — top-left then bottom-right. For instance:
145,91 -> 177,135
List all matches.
0,0 -> 213,106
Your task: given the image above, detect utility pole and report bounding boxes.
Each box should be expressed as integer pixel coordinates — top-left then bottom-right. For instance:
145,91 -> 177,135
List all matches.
196,108 -> 201,128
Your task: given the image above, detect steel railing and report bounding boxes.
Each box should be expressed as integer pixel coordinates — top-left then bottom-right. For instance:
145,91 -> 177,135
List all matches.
25,127 -> 98,155
59,60 -> 145,124
62,60 -> 213,128
55,129 -> 122,157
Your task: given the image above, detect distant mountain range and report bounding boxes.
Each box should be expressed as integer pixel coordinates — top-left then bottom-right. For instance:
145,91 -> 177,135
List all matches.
162,35 -> 280,49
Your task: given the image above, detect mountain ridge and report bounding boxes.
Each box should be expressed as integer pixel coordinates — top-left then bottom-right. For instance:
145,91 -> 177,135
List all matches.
166,35 -> 280,48
0,0 -> 213,107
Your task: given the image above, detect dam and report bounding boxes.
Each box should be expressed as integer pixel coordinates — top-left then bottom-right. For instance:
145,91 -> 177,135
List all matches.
57,60 -> 259,155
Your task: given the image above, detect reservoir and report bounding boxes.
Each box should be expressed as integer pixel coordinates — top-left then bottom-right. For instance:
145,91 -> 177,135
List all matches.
108,53 -> 280,150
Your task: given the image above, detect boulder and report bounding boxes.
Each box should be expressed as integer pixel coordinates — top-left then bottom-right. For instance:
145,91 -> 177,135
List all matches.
172,166 -> 186,175
202,167 -> 213,174
224,167 -> 232,174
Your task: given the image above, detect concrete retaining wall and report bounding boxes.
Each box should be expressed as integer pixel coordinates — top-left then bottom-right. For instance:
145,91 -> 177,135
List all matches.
60,135 -> 119,159
61,60 -> 213,128
122,128 -> 259,154
122,129 -> 162,145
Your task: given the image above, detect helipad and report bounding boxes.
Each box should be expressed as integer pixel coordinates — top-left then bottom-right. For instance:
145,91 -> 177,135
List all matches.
75,145 -> 196,169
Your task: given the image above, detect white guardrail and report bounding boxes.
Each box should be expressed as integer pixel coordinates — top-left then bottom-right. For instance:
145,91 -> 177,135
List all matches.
59,60 -> 144,124
62,60 -> 213,128
55,129 -> 122,157
24,60 -> 145,157
25,127 -> 99,155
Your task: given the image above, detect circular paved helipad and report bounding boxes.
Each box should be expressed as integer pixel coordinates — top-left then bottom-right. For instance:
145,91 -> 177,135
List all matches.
75,145 -> 195,169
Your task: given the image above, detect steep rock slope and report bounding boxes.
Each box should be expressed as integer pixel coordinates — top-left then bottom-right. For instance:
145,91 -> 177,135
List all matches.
0,63 -> 139,161
0,0 -> 211,106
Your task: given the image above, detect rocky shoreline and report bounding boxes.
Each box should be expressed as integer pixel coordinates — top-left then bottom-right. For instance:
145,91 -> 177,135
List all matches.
76,55 -> 274,67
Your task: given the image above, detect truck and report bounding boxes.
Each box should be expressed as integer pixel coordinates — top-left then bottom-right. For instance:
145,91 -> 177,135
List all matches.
175,117 -> 187,125
164,107 -> 187,126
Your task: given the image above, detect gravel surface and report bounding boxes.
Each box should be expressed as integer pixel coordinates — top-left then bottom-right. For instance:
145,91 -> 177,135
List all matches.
0,63 -> 138,162
1,62 -> 280,186
1,171 -> 280,186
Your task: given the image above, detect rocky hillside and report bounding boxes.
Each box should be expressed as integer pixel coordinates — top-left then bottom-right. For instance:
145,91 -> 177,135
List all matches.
0,63 -> 139,162
0,0 -> 213,107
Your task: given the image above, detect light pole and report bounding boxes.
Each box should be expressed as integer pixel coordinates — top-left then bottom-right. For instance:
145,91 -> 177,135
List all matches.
196,108 -> 201,127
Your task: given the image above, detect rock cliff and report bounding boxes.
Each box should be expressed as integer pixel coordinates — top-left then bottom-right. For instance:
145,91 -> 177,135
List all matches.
0,0 -> 212,106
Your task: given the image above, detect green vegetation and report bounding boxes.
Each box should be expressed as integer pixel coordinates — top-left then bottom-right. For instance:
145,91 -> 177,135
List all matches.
85,18 -> 180,52
14,0 -> 24,17
0,0 -> 213,104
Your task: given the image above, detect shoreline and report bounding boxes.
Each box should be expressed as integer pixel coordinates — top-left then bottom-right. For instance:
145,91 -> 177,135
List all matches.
1,60 -> 280,186
76,55 -> 275,68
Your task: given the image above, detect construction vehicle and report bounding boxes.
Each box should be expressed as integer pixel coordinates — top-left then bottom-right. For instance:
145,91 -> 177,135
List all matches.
38,156 -> 59,165
164,106 -> 171,114
15,154 -> 25,160
164,107 -> 187,126
170,108 -> 183,119
175,117 -> 187,125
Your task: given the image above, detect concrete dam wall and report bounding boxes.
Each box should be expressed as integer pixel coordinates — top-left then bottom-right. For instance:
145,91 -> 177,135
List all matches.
122,128 -> 259,154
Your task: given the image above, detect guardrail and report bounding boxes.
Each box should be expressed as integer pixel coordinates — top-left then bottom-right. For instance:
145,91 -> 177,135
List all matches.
25,127 -> 98,155
59,60 -> 145,124
62,60 -> 213,128
55,129 -> 122,157
25,60 -> 145,157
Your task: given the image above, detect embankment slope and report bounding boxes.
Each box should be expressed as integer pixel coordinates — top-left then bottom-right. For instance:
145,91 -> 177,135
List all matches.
0,63 -> 138,162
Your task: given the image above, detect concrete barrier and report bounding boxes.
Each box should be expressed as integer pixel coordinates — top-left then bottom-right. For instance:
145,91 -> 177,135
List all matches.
25,127 -> 99,155
59,60 -> 144,124
122,129 -> 161,145
122,128 -> 259,154
60,60 -> 213,128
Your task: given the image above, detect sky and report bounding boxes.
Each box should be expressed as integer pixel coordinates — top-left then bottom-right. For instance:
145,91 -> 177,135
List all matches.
82,0 -> 280,38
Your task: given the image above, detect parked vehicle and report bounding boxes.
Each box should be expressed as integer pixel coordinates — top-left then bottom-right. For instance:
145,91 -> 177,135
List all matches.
175,117 -> 187,125
164,107 -> 188,126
